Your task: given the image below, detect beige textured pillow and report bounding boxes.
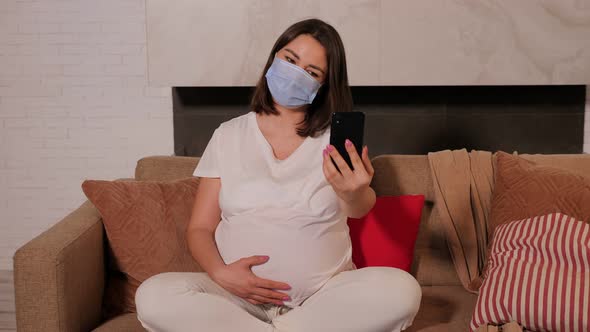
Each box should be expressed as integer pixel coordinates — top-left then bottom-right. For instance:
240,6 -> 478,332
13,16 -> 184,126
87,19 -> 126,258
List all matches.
488,151 -> 590,239
476,151 -> 590,289
81,177 -> 203,320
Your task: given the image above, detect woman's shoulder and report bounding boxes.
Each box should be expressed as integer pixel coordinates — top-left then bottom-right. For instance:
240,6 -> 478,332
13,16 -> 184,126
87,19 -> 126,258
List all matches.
216,111 -> 253,135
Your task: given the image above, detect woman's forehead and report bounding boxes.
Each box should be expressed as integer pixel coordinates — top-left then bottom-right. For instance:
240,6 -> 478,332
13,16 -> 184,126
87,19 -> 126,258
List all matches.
282,35 -> 327,67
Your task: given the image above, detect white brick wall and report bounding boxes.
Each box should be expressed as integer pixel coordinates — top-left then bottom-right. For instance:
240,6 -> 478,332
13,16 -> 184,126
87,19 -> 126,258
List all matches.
0,0 -> 172,270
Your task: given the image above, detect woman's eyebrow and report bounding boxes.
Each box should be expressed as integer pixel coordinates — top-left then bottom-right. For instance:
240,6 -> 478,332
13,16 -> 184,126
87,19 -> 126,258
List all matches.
284,48 -> 325,75
284,48 -> 300,60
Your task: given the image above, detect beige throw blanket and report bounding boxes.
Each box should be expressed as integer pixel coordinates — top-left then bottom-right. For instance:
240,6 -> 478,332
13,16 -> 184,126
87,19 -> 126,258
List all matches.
427,149 -> 495,293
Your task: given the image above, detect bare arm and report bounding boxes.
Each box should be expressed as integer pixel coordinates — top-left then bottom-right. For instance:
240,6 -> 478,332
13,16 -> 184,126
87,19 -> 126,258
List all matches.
338,186 -> 376,219
186,177 -> 226,277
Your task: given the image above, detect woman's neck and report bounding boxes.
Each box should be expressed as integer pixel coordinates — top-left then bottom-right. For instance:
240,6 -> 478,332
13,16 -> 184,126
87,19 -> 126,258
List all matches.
263,104 -> 307,133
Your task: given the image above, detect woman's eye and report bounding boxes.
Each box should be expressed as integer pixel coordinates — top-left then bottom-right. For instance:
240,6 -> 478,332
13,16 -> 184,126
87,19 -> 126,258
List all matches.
285,56 -> 295,63
307,71 -> 318,77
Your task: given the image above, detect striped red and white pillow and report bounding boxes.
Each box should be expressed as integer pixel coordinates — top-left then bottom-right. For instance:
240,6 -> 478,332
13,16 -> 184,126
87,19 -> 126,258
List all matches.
471,213 -> 590,332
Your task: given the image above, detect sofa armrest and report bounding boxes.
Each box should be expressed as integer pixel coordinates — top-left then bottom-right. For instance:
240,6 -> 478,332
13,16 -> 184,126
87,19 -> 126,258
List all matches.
13,177 -> 135,332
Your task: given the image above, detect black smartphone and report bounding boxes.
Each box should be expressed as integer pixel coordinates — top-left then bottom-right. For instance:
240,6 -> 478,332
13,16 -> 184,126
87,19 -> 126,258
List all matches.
329,111 -> 365,172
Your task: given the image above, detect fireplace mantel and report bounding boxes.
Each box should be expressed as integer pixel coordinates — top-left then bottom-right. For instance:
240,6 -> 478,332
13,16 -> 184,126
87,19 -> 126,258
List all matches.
146,0 -> 590,86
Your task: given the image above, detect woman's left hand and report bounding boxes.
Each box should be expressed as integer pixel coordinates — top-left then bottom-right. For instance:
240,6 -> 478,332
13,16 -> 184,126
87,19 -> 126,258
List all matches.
322,139 -> 375,204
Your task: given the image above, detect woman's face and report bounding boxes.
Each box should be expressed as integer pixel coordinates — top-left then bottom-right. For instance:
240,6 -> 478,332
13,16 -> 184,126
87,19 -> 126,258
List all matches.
276,34 -> 327,84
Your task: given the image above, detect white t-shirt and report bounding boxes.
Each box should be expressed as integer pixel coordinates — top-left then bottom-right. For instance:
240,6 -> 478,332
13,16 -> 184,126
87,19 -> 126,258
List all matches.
193,111 -> 354,307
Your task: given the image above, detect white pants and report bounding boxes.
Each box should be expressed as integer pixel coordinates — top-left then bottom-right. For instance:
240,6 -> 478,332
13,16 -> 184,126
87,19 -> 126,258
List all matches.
135,266 -> 421,332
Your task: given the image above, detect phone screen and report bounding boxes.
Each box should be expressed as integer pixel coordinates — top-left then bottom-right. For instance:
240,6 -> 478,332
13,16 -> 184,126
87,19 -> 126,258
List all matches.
329,111 -> 365,172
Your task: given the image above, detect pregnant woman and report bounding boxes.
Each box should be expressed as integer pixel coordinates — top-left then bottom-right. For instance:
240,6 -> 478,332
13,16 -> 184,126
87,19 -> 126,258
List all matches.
135,18 -> 421,332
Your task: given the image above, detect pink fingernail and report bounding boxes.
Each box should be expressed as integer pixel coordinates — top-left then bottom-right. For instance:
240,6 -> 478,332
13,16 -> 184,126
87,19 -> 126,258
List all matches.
323,149 -> 328,157
326,145 -> 334,152
345,139 -> 352,147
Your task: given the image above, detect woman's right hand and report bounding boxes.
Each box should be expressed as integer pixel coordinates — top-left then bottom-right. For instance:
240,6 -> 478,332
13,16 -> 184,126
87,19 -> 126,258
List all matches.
210,255 -> 292,305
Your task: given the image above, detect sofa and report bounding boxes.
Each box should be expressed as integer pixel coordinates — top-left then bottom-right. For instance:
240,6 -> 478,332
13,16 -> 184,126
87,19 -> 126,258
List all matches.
13,152 -> 590,331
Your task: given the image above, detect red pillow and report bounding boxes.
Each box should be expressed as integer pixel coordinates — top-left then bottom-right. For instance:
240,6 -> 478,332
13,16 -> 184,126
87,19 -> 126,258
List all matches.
347,195 -> 425,272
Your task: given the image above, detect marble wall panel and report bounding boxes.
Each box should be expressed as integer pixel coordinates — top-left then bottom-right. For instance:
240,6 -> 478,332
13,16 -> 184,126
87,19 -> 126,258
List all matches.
147,0 -> 590,86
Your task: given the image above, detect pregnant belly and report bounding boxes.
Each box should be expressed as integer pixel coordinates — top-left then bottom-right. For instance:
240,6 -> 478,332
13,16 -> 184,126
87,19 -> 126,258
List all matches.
214,220 -> 353,307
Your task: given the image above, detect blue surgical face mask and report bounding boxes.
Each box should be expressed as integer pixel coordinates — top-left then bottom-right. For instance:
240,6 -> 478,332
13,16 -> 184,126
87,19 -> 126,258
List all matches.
265,56 -> 322,108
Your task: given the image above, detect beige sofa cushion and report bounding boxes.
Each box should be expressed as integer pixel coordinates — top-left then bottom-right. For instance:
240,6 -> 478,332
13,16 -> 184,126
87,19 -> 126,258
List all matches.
405,286 -> 477,332
92,313 -> 145,332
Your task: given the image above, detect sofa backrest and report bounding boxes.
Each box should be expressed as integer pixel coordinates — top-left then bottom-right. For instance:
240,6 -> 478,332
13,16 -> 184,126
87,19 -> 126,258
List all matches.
134,153 -> 590,288
370,155 -> 460,286
135,154 -> 461,286
135,155 -> 199,181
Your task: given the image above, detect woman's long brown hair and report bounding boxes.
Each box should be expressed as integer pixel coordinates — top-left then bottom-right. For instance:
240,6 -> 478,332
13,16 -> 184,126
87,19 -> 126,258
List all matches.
250,18 -> 353,138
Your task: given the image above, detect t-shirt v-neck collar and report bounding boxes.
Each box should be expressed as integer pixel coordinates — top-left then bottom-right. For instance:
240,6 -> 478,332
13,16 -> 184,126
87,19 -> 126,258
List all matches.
250,111 -> 312,165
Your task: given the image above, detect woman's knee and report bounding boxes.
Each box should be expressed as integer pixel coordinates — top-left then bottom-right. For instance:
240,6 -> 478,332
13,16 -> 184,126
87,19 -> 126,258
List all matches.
135,272 -> 200,322
135,272 -> 175,318
358,267 -> 422,317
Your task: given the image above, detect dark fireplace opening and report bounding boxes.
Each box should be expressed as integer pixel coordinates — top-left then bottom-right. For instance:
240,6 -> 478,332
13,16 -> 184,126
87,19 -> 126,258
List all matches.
172,85 -> 586,157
